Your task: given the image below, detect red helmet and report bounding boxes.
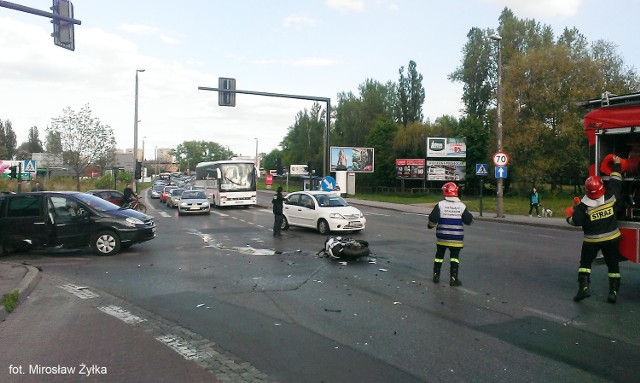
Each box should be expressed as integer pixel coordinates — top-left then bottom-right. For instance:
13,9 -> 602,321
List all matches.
585,176 -> 605,199
442,182 -> 459,197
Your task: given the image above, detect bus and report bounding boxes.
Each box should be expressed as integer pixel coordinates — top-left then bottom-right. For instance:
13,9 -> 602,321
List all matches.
194,160 -> 257,207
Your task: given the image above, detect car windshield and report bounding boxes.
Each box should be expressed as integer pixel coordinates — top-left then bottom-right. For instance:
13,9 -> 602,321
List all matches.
314,194 -> 348,207
74,193 -> 122,212
171,189 -> 184,196
182,191 -> 206,199
153,184 -> 165,191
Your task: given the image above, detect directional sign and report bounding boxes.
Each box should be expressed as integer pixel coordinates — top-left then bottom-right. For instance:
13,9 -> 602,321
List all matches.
493,152 -> 509,166
321,176 -> 336,191
23,160 -> 37,172
495,166 -> 508,179
476,163 -> 488,176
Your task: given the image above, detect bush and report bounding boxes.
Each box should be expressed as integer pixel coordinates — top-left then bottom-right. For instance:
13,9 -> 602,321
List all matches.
2,290 -> 19,313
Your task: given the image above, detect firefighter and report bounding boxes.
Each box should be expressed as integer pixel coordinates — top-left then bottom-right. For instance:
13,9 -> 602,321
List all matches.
566,155 -> 624,303
428,182 -> 474,286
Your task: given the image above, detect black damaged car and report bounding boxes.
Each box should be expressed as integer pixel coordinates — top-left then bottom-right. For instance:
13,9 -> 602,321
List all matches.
0,191 -> 156,256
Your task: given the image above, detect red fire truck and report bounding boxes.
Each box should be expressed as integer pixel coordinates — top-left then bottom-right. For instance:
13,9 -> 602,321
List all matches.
581,92 -> 640,263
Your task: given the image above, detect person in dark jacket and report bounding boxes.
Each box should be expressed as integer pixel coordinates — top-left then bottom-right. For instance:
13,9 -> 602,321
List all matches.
122,183 -> 137,207
31,181 -> 44,192
528,187 -> 540,217
272,187 -> 284,237
566,155 -> 623,303
428,182 -> 474,286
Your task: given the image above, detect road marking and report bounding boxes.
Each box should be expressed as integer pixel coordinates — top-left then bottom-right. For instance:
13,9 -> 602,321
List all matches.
58,283 -> 100,299
158,211 -> 171,218
155,335 -> 205,360
210,210 -> 229,217
362,212 -> 391,217
524,307 -> 585,326
98,305 -> 147,324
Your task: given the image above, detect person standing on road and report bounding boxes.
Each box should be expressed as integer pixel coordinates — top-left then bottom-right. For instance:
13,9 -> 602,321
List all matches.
272,186 -> 284,237
528,187 -> 540,217
31,181 -> 44,192
566,155 -> 624,303
428,182 -> 474,286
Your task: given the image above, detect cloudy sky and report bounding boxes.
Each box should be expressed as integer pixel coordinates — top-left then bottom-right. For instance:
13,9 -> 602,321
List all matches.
1,0 -> 638,161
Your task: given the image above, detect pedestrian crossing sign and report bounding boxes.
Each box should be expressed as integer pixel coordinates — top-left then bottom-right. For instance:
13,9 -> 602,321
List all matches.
23,160 -> 37,172
475,163 -> 488,176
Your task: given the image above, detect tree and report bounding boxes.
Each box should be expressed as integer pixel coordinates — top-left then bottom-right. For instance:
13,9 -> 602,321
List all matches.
27,126 -> 44,153
45,130 -> 63,154
172,141 -> 232,172
395,60 -> 425,127
0,119 -> 17,159
46,105 -> 116,190
279,102 -> 326,172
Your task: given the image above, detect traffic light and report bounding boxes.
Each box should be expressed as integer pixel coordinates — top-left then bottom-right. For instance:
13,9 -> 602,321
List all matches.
9,166 -> 17,179
134,161 -> 142,180
307,161 -> 313,174
51,0 -> 75,51
275,158 -> 283,176
218,77 -> 236,107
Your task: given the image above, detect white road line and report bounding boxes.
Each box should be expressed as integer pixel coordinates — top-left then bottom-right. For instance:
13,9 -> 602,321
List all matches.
155,335 -> 204,360
210,210 -> 229,217
363,212 -> 391,217
98,305 -> 147,324
58,284 -> 100,299
158,211 -> 171,218
524,307 -> 585,326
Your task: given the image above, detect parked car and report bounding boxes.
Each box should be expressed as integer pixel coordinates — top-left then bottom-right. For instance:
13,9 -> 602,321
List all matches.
86,189 -> 125,206
150,183 -> 166,199
160,185 -> 178,203
0,191 -> 156,256
281,190 -> 366,234
178,190 -> 210,215
166,188 -> 184,208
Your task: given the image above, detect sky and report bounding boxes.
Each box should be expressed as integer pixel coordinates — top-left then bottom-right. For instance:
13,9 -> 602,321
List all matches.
1,0 -> 638,162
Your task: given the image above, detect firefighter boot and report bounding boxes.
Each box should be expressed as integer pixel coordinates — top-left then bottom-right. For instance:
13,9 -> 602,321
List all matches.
573,274 -> 591,302
607,278 -> 621,304
432,262 -> 442,284
449,264 -> 462,287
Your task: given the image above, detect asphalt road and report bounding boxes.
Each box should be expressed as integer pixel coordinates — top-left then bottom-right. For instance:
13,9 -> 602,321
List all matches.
3,191 -> 640,383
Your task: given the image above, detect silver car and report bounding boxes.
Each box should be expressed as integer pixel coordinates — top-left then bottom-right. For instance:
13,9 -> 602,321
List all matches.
178,190 -> 210,215
166,188 -> 184,208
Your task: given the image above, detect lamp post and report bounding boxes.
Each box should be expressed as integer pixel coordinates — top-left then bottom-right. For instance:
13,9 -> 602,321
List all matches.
142,136 -> 146,182
133,68 -> 145,192
490,34 -> 504,218
155,146 -> 159,178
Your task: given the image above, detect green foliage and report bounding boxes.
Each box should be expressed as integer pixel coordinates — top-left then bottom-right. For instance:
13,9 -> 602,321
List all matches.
173,141 -> 232,172
94,174 -> 115,189
2,290 -> 19,313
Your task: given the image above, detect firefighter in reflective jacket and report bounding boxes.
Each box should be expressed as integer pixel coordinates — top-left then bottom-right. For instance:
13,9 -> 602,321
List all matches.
566,155 -> 623,303
428,182 -> 474,286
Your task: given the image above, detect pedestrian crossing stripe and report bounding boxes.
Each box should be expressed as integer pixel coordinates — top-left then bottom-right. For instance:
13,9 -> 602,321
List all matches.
23,160 -> 36,172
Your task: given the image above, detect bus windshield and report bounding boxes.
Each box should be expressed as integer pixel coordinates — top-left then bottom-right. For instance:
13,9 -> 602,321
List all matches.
219,163 -> 255,191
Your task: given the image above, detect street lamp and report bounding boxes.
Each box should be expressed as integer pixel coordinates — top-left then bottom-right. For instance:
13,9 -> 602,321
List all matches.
142,136 -> 146,182
490,34 -> 504,218
133,68 -> 145,192
155,146 -> 159,177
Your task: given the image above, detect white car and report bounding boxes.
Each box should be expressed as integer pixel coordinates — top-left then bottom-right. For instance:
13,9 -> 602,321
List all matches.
178,190 -> 211,215
281,190 -> 366,234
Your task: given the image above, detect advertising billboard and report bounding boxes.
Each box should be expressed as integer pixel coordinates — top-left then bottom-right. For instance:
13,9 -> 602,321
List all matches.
427,137 -> 466,158
426,160 -> 466,181
395,159 -> 425,179
330,147 -> 374,173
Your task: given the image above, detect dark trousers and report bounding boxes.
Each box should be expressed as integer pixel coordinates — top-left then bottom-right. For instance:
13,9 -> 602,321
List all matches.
273,214 -> 283,235
529,203 -> 539,215
433,245 -> 462,275
579,239 -> 621,275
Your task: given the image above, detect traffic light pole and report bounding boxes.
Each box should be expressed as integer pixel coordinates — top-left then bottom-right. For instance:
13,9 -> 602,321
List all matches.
198,86 -> 332,177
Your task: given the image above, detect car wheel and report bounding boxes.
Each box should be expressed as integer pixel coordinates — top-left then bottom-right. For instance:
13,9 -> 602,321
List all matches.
92,230 -> 121,256
281,216 -> 290,230
317,219 -> 330,235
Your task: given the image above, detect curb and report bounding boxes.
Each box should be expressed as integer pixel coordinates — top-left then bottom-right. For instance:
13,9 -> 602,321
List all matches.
0,263 -> 42,322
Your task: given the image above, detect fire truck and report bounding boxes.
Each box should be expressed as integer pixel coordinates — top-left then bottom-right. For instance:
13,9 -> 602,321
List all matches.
580,92 -> 640,263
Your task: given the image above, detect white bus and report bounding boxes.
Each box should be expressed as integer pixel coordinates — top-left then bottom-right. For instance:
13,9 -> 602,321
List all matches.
194,160 -> 257,207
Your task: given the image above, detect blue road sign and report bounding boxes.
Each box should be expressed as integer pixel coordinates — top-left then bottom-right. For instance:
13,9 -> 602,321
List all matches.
495,166 -> 508,179
476,163 -> 488,176
321,176 -> 336,191
23,160 -> 37,172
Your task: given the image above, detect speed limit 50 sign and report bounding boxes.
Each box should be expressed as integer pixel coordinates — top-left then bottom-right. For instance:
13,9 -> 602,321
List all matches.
493,151 -> 509,166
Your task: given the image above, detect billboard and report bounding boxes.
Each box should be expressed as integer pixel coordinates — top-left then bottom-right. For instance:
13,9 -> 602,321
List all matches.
330,147 -> 374,173
426,160 -> 466,181
427,137 -> 466,158
395,159 -> 425,179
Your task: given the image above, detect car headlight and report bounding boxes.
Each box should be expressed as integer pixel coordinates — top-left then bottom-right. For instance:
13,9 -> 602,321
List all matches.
329,212 -> 345,219
125,217 -> 144,226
